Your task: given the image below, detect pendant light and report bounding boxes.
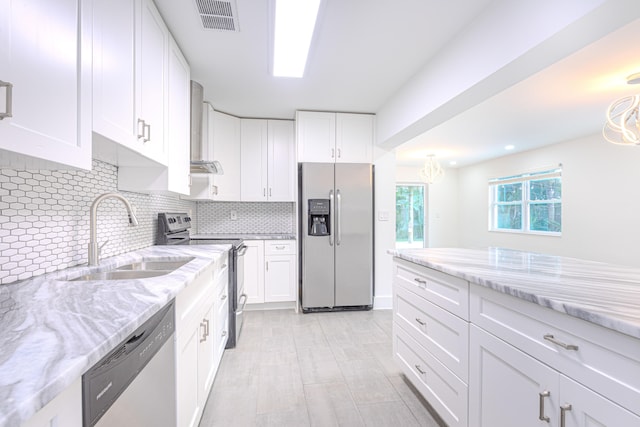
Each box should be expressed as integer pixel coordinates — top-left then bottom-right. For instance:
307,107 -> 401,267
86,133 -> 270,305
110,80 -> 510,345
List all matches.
419,154 -> 444,184
603,73 -> 640,145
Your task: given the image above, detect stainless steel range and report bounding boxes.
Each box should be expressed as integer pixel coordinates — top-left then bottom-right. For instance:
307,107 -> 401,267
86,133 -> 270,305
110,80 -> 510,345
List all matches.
156,212 -> 247,349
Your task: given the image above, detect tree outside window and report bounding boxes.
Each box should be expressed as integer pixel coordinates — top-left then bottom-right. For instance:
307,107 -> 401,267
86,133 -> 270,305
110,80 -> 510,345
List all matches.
396,184 -> 426,248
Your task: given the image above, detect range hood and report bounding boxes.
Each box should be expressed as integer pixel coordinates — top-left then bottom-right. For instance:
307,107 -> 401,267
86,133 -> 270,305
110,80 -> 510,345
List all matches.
190,80 -> 223,174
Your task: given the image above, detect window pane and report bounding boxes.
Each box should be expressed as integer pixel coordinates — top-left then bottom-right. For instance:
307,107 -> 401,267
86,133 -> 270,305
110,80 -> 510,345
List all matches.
530,203 -> 562,232
496,205 -> 522,230
497,183 -> 522,202
396,185 -> 425,248
530,178 -> 561,201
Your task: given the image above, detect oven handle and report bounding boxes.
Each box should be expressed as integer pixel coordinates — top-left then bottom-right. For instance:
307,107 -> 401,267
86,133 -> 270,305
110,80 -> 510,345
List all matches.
237,245 -> 247,256
236,293 -> 248,315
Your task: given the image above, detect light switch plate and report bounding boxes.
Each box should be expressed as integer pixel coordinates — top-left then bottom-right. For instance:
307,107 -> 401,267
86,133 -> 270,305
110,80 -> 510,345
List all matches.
378,210 -> 389,221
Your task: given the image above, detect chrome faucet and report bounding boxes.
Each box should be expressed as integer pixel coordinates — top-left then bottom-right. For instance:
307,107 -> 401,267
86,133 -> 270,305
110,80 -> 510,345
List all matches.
88,193 -> 139,266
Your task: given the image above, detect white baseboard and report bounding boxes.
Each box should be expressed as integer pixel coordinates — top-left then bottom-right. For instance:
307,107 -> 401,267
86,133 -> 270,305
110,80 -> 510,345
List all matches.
373,295 -> 392,310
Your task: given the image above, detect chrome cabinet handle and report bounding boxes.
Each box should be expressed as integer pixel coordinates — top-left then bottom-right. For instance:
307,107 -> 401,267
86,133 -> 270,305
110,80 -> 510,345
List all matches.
237,245 -> 248,256
221,330 -> 227,337
414,278 -> 427,286
200,319 -> 209,342
331,148 -> 335,158
336,189 -> 342,245
263,188 -> 266,197
329,190 -> 334,246
337,148 -> 341,158
560,403 -> 572,427
415,364 -> 426,375
539,391 -> 550,422
275,245 -> 285,250
544,334 -> 579,351
265,261 -> 268,271
0,80 -> 13,120
415,318 -> 426,326
221,294 -> 227,300
269,188 -> 272,197
144,123 -> 151,143
137,118 -> 146,139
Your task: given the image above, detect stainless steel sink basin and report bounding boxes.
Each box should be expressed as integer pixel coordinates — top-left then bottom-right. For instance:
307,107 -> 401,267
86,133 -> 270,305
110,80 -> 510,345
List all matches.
115,258 -> 194,271
69,270 -> 169,281
67,257 -> 195,281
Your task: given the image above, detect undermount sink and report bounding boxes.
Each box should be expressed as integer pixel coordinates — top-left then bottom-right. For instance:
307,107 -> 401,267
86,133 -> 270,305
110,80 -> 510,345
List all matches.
67,257 -> 195,282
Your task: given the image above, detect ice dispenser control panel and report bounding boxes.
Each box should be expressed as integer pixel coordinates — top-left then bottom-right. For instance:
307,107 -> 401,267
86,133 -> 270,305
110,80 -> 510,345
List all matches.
308,199 -> 330,236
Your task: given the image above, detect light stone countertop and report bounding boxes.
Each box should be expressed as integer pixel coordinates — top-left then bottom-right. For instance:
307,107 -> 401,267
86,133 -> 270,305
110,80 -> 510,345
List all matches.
0,244 -> 230,427
390,247 -> 640,340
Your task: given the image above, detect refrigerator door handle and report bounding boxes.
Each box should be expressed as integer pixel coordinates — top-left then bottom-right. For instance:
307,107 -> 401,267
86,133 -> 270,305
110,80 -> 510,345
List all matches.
336,189 -> 342,245
329,190 -> 334,246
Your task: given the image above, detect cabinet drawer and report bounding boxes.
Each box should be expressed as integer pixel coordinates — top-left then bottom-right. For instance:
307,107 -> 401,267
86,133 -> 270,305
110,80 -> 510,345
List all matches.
394,259 -> 469,319
471,285 -> 640,416
394,285 -> 469,381
393,324 -> 468,427
264,240 -> 296,255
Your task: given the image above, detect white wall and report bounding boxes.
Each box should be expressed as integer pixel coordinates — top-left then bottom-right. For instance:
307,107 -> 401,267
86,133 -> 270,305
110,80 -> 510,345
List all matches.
457,133 -> 640,267
373,148 -> 396,309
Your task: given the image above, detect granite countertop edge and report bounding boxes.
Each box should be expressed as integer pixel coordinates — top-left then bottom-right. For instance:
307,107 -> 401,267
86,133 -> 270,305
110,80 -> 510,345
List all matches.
0,244 -> 231,427
389,247 -> 640,341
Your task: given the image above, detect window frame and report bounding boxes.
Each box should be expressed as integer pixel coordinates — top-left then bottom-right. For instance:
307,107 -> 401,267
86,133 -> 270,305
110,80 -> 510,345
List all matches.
395,182 -> 427,248
488,167 -> 562,236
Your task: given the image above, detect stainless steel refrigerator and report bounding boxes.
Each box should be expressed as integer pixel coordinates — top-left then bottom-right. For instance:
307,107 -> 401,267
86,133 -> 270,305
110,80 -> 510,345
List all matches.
300,163 -> 373,311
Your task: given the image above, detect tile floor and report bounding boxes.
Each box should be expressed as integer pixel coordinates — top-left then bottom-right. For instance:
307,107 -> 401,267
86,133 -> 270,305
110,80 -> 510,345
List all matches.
199,309 -> 445,426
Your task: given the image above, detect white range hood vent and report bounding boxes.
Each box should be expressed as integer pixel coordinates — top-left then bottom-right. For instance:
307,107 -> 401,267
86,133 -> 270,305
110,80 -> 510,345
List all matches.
194,0 -> 239,32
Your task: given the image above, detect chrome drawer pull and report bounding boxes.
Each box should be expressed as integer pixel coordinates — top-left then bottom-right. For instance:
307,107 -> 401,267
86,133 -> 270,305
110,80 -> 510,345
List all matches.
544,334 -> 579,351
539,391 -> 550,422
415,318 -> 426,326
560,403 -> 572,427
0,80 -> 13,120
415,364 -> 426,375
413,278 -> 427,285
221,294 -> 227,300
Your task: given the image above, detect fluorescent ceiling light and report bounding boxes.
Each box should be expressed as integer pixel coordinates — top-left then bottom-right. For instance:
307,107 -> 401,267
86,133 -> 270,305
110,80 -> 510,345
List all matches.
273,0 -> 321,78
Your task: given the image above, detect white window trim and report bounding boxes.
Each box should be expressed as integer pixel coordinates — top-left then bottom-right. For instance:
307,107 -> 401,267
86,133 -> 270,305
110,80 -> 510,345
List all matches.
488,166 -> 562,236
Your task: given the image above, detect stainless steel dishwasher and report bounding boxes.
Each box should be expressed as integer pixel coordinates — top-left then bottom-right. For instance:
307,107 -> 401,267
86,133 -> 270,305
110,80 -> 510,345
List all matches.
82,301 -> 176,427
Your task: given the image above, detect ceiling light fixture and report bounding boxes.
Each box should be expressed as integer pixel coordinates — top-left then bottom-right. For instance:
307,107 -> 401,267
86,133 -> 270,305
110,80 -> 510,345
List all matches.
419,155 -> 444,184
505,144 -> 515,150
603,73 -> 640,145
272,0 -> 321,78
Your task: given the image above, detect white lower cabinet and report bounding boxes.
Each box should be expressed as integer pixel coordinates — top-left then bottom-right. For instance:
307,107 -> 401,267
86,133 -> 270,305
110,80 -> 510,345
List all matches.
176,252 -> 228,427
20,379 -> 81,427
244,240 -> 296,305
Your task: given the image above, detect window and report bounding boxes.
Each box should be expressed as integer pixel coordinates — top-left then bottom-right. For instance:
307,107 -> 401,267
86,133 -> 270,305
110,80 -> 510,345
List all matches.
489,167 -> 562,234
396,184 -> 426,248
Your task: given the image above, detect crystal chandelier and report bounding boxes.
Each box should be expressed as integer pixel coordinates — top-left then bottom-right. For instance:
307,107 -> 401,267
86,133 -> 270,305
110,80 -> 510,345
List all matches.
419,154 -> 444,184
603,73 -> 640,145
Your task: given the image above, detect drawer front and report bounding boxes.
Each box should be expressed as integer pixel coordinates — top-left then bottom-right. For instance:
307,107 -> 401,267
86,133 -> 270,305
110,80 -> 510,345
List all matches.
394,259 -> 469,319
471,285 -> 640,416
264,239 -> 296,255
393,323 -> 468,427
395,284 -> 469,381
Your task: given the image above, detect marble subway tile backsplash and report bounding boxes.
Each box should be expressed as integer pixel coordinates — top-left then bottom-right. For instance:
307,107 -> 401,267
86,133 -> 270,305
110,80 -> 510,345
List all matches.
0,160 -> 195,285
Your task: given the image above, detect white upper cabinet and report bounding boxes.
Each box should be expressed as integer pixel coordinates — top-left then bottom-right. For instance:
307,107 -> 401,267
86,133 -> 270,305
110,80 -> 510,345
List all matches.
241,119 -> 295,202
0,0 -> 92,170
92,0 -> 168,166
211,110 -> 241,200
296,111 -> 374,164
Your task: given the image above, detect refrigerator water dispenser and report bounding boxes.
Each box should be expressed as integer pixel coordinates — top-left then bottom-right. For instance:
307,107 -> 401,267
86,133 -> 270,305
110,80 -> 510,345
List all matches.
308,199 -> 330,236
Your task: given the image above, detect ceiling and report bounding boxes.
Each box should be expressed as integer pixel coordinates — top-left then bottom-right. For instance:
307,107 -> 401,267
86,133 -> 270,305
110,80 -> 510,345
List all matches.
154,0 -> 640,168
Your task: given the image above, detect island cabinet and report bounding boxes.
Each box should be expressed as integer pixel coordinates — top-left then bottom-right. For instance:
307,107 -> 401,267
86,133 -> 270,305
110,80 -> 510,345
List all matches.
296,111 -> 374,164
469,285 -> 640,427
19,379 -> 81,427
0,0 -> 92,170
176,251 -> 229,427
392,258 -> 470,427
240,119 -> 295,202
392,256 -> 640,427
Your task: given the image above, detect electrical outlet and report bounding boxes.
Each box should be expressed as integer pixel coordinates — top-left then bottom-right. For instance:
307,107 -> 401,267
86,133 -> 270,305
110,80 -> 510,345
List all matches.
230,210 -> 237,220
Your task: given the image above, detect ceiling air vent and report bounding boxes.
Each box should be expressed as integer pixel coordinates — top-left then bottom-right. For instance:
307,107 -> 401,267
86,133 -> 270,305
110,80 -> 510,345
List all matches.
194,0 -> 240,32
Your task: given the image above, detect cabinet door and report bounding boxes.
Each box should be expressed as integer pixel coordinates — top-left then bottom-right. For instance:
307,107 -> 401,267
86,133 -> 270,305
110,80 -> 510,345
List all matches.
137,0 -> 168,164
0,0 -> 91,170
296,111 -> 336,163
264,254 -> 296,302
197,303 -> 215,410
176,324 -> 202,427
213,111 -> 241,200
166,36 -> 190,194
335,113 -> 374,163
240,119 -> 268,201
243,241 -> 265,304
92,0 -> 137,151
559,376 -> 640,427
469,325 -> 559,427
267,120 -> 295,201
20,379 -> 82,427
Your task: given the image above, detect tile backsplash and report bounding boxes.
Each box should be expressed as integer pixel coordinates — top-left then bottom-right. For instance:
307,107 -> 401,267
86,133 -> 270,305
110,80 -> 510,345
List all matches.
195,201 -> 295,234
0,159 -> 194,285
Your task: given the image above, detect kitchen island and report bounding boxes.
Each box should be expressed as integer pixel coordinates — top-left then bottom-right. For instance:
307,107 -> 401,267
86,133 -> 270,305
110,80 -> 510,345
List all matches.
0,244 -> 230,427
390,247 -> 640,427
